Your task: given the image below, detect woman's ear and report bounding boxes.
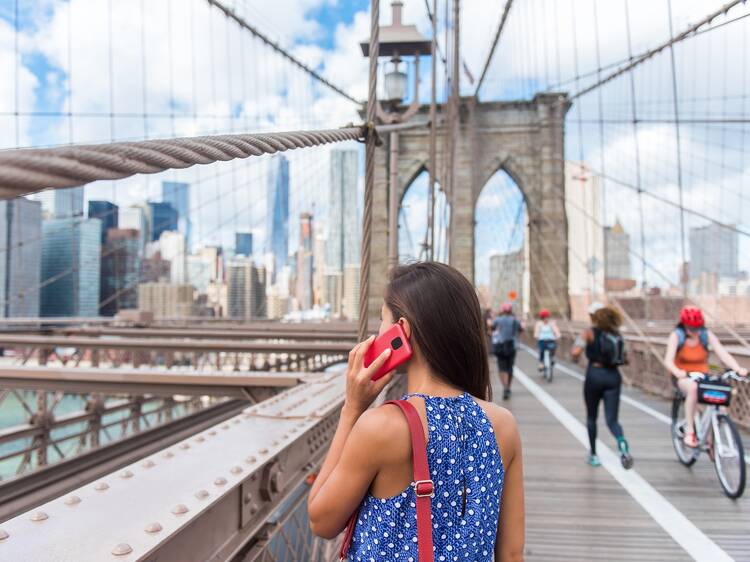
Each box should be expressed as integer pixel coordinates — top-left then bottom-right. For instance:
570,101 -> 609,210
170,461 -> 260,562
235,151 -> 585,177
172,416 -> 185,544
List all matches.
398,317 -> 412,340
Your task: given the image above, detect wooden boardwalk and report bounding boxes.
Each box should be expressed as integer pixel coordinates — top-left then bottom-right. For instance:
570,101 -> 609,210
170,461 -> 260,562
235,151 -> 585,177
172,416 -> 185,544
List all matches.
495,347 -> 750,561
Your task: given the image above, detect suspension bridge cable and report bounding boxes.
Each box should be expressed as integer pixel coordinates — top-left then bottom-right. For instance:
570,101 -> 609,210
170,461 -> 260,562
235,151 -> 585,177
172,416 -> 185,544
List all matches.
423,0 -> 447,68
205,0 -> 361,105
570,0 -> 746,100
474,0 -> 515,98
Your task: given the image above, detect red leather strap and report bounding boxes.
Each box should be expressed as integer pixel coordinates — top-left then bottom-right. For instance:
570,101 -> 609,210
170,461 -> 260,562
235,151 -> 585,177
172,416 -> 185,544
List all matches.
339,399 -> 434,562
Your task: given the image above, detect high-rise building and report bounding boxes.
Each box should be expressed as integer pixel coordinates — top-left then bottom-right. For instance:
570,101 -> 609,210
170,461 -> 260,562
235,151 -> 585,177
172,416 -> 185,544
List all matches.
0,198 -> 42,318
159,231 -> 187,284
604,219 -> 632,281
266,285 -> 290,319
140,252 -> 171,283
296,213 -> 314,310
119,205 -> 149,254
327,150 -> 360,271
41,218 -> 101,317
54,187 -> 84,218
148,202 -> 178,242
689,223 -> 738,280
342,264 -> 360,320
162,182 -> 191,250
100,228 -> 140,316
313,230 -> 327,306
187,246 -> 223,294
88,201 -> 119,243
235,232 -> 253,257
265,155 -> 289,279
138,283 -> 195,318
489,250 -> 524,311
565,161 -> 604,296
227,259 -> 266,320
323,271 -> 343,317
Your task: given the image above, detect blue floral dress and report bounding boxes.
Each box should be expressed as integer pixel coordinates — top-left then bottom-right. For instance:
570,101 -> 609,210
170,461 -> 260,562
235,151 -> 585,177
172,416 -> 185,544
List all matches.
347,392 -> 504,561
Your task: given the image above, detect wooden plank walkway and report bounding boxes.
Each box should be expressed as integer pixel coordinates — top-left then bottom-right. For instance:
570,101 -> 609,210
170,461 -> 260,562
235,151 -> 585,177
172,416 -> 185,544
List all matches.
494,347 -> 750,561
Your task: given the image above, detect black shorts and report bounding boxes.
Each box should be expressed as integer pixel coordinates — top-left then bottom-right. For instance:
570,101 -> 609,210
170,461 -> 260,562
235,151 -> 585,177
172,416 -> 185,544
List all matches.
494,350 -> 516,374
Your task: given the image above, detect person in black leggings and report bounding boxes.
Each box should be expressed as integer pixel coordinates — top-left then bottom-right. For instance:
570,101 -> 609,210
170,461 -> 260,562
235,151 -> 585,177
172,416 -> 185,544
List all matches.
571,302 -> 634,469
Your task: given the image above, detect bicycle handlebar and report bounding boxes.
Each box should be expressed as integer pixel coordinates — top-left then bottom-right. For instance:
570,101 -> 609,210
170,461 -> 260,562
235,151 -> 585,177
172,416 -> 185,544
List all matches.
687,370 -> 748,382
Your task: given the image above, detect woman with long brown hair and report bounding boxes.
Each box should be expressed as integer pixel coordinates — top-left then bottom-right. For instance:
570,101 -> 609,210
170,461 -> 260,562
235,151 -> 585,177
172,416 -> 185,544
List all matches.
571,302 -> 633,469
308,262 -> 525,561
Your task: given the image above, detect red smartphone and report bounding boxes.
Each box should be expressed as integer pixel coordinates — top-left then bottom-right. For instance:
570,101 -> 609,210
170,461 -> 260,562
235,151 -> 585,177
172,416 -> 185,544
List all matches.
364,323 -> 413,381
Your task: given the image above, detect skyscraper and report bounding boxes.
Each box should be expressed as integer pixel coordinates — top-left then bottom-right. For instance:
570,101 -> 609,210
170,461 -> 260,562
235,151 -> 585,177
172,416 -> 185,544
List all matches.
88,201 -> 118,243
119,205 -> 150,254
604,219 -> 632,281
100,229 -> 140,316
0,198 -> 42,318
265,155 -> 289,279
41,218 -> 101,317
162,182 -> 191,250
54,187 -> 84,218
327,150 -> 360,271
235,232 -> 253,257
227,259 -> 266,320
689,223 -> 738,280
296,213 -> 314,310
159,231 -> 187,284
148,202 -> 178,242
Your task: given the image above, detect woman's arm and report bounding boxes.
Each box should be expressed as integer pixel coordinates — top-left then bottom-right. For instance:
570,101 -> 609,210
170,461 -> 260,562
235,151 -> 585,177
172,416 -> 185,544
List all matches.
494,410 -> 525,562
533,321 -> 540,339
308,337 -> 394,538
570,329 -> 591,362
552,321 -> 561,339
708,331 -> 748,376
664,331 -> 686,378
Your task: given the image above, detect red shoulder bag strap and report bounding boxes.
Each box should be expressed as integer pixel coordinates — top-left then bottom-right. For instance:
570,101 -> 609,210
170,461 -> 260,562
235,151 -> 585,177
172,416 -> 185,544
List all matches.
339,399 -> 435,562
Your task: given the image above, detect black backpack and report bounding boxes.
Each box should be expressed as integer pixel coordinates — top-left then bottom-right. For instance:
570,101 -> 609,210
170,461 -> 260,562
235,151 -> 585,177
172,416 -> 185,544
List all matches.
596,329 -> 625,367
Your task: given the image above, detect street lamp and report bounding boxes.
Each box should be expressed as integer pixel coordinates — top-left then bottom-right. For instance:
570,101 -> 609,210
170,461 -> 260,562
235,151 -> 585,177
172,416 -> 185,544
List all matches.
361,1 -> 432,269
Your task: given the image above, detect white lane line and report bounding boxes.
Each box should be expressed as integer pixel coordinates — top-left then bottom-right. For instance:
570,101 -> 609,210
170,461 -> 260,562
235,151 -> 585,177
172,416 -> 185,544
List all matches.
518,343 -> 750,466
513,366 -> 734,562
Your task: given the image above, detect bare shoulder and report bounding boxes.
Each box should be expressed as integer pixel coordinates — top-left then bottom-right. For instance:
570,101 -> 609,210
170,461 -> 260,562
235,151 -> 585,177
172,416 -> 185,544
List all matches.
350,403 -> 411,462
472,398 -> 521,463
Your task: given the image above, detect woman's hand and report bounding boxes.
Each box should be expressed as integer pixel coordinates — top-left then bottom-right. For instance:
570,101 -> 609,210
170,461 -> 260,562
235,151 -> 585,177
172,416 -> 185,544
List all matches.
738,367 -> 748,377
344,336 -> 395,415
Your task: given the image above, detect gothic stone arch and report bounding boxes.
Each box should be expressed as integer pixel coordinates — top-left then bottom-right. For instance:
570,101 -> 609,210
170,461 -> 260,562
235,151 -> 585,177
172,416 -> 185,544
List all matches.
368,93 -> 571,319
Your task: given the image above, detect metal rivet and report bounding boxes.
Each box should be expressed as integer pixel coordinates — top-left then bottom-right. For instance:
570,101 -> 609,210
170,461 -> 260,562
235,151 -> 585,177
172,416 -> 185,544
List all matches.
245,456 -> 257,464
64,495 -> 81,506
171,504 -> 189,515
195,490 -> 209,500
244,492 -> 253,504
230,466 -> 243,475
272,441 -> 279,446
94,482 -> 110,491
141,460 -> 155,468
179,443 -> 190,450
119,470 -> 134,479
221,424 -> 230,430
0,529 -> 8,541
208,430 -> 217,436
112,543 -> 133,556
144,522 -> 162,534
233,419 -> 241,424
30,511 -> 48,522
195,436 -> 205,443
214,477 -> 227,486
259,448 -> 269,454
163,451 -> 174,459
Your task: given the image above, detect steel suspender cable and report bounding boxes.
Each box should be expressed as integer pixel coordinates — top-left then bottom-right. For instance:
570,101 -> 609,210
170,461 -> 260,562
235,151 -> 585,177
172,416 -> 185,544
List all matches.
474,0 -> 514,99
570,0 -> 746,100
205,0 -> 361,105
358,0 -> 379,342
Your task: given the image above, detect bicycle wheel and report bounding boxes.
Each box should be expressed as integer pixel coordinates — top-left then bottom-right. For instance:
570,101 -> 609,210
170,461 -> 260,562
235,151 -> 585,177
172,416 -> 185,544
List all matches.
543,350 -> 552,382
713,414 -> 746,499
671,395 -> 698,467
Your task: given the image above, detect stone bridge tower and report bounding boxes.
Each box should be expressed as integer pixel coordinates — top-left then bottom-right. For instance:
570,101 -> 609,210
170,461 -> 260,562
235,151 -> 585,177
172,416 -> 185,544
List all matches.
367,93 -> 571,319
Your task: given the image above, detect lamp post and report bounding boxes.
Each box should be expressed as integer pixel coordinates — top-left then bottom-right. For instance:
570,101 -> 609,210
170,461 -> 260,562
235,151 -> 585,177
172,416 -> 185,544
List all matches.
361,1 -> 432,270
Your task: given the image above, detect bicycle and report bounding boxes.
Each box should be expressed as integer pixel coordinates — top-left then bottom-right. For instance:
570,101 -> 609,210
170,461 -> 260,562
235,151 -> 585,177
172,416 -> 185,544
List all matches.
671,370 -> 747,499
539,341 -> 556,383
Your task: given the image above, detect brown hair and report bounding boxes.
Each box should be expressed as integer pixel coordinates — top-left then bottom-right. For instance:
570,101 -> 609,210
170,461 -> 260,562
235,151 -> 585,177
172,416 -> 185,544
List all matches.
385,262 -> 491,400
591,305 -> 623,333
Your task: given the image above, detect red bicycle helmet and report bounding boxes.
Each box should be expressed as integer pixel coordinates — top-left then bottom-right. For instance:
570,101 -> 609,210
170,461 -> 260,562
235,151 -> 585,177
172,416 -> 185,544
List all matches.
680,306 -> 704,328
539,309 -> 550,319
501,302 -> 513,313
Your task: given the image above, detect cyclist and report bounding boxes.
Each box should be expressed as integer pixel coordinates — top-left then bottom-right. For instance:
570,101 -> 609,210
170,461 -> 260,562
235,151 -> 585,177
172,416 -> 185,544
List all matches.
492,302 -> 523,401
664,305 -> 747,448
534,309 -> 560,374
571,302 -> 633,469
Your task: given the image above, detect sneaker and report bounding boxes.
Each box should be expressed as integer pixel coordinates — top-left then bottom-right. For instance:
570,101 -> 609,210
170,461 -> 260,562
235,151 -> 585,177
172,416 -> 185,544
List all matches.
618,438 -> 634,470
502,388 -> 511,401
587,454 -> 601,467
